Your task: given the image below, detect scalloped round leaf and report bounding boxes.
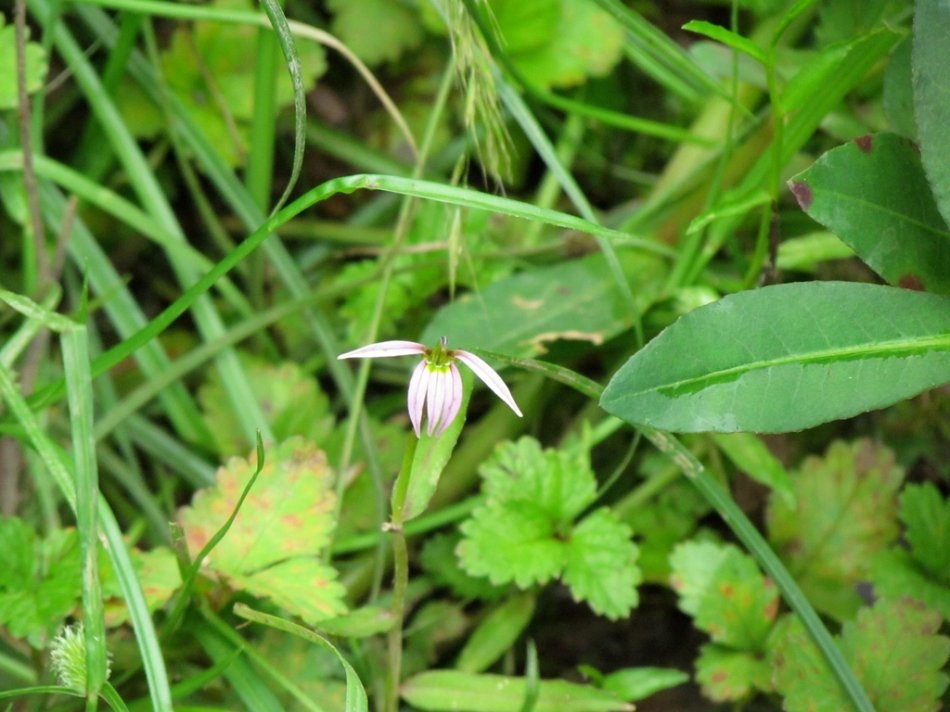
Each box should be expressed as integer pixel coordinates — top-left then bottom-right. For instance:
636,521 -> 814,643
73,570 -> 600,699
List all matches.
478,437 -> 596,524
457,501 -> 565,588
766,439 -> 903,620
601,282 -> 950,433
562,508 -> 640,620
871,549 -> 950,621
419,533 -> 505,602
696,644 -> 773,703
328,0 -> 423,66
900,482 -> 950,584
178,437 -> 338,581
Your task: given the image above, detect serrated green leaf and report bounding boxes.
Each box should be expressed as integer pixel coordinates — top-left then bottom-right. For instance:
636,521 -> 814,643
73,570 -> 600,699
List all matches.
669,541 -> 778,650
900,482 -> 950,583
562,509 -> 640,620
767,439 -> 903,620
789,132 -> 950,293
200,359 -> 334,458
328,0 -> 424,65
601,282 -> 950,433
401,670 -> 632,712
914,0 -> 950,226
870,549 -> 950,620
772,599 -> 950,712
478,437 -> 597,523
178,437 -> 346,623
695,644 -> 772,702
0,520 -> 80,647
419,533 -> 505,602
457,500 -> 566,587
0,21 -> 48,109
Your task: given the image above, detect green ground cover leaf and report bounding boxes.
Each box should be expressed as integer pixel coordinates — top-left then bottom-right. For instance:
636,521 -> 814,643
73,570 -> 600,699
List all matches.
420,533 -> 505,602
422,252 -> 655,358
600,282 -> 950,433
789,132 -> 950,293
490,0 -> 624,89
0,17 -> 47,109
178,437 -> 347,623
0,520 -> 80,647
199,359 -> 334,458
100,546 -> 181,627
670,540 -> 779,702
767,439 -> 903,620
913,0 -> 950,226
328,0 -> 424,65
457,437 -> 640,619
402,670 -> 632,712
116,0 -> 325,165
772,598 -> 950,712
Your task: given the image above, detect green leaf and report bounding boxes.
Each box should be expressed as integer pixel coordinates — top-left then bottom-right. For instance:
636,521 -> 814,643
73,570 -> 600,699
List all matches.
871,549 -> 950,620
457,500 -> 566,587
419,533 -> 505,602
455,592 -> 536,673
100,546 -> 181,627
772,599 -> 950,712
682,20 -> 765,63
490,0 -> 624,89
669,541 -> 778,650
710,432 -> 794,506
423,252 -> 658,358
178,437 -> 347,623
695,644 -> 773,702
562,509 -> 640,620
0,520 -> 80,648
883,37 -> 915,139
0,19 -> 48,109
595,667 -> 689,702
913,0 -> 950,226
478,437 -> 597,524
766,439 -> 903,620
789,132 -> 950,293
600,282 -> 950,433
900,482 -> 950,584
328,0 -> 424,65
401,670 -> 632,712
200,359 -> 334,458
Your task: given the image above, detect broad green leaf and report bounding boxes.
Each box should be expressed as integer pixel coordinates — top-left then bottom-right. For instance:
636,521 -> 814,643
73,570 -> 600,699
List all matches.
199,359 -> 334,458
789,132 -> 950,293
0,19 -> 47,109
772,599 -> 950,712
328,0 -> 423,66
562,509 -> 640,620
457,500 -> 566,587
883,37 -> 915,139
900,482 -> 950,584
490,0 -> 624,89
913,0 -> 950,226
695,645 -> 772,702
455,592 -> 536,673
401,670 -> 632,712
178,437 -> 347,623
423,253 -> 655,358
767,439 -> 903,620
600,282 -> 950,433
0,521 -> 80,647
669,541 -> 778,650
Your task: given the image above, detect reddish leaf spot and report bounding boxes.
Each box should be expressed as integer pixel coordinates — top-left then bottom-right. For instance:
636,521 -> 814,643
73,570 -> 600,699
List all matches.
899,274 -> 924,291
854,134 -> 873,152
789,180 -> 813,210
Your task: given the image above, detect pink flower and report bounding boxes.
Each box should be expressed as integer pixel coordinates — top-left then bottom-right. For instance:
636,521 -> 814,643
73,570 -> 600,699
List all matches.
338,338 -> 523,437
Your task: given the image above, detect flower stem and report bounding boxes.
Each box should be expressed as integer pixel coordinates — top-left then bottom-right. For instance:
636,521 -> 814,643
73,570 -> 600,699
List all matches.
384,433 -> 418,712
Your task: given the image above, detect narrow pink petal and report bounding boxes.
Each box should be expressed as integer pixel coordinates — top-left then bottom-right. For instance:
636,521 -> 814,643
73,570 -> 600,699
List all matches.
407,361 -> 428,437
455,351 -> 523,417
434,363 -> 463,436
426,366 -> 448,436
338,340 -> 425,360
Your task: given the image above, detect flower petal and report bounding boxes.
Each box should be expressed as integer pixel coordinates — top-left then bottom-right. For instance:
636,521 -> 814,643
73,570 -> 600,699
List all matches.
425,366 -> 448,436
338,340 -> 425,360
455,350 -> 523,417
407,361 -> 428,437
435,363 -> 463,436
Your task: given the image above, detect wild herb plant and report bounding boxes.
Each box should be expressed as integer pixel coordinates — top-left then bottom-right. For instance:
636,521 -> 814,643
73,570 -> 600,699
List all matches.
1,0 -> 949,711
